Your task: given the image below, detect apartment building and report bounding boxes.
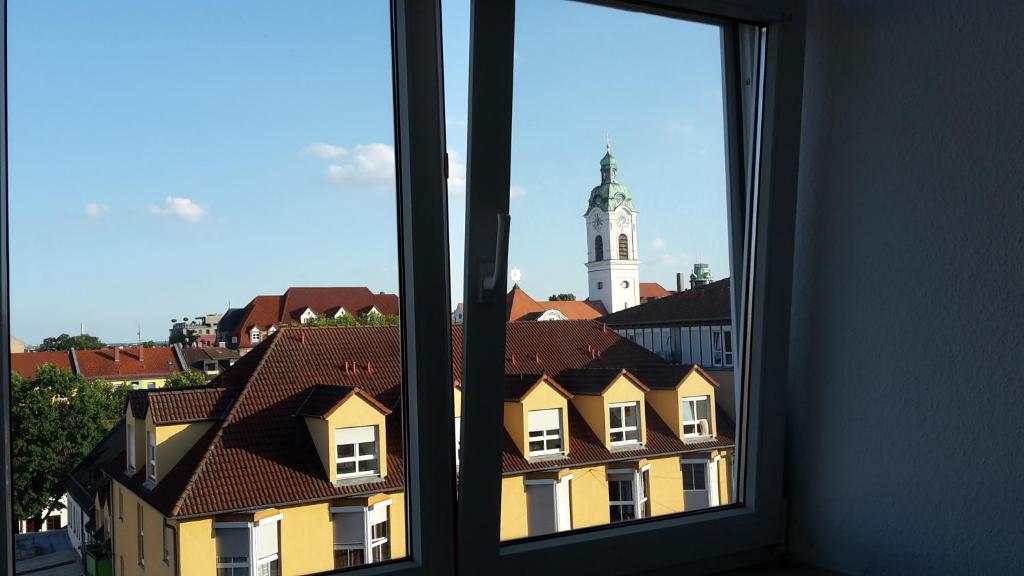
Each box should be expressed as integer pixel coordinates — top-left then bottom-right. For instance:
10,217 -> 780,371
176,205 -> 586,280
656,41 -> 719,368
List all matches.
11,346 -> 187,389
217,287 -> 399,351
89,321 -> 731,575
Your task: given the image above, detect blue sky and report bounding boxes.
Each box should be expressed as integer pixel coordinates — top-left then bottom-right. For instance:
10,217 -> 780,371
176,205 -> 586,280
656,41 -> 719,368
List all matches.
8,0 -> 728,344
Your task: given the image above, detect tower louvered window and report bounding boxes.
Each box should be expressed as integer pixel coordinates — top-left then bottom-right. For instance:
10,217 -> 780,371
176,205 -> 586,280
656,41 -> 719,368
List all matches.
618,234 -> 629,259
595,235 -> 604,260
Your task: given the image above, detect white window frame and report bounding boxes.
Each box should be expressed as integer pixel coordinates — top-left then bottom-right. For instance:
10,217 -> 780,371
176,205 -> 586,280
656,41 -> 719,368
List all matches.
524,474 -> 573,535
146,430 -> 157,482
331,500 -> 392,569
126,422 -> 136,473
682,396 -> 712,438
214,522 -> 251,576
300,308 -> 317,324
335,426 -> 379,480
249,328 -> 260,344
682,459 -> 712,511
458,1 -> 804,574
254,515 -> 281,576
607,402 -> 640,446
711,326 -> 726,367
526,409 -> 563,456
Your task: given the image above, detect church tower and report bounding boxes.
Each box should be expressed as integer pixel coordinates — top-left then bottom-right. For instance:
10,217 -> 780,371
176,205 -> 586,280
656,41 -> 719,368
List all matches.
584,145 -> 640,313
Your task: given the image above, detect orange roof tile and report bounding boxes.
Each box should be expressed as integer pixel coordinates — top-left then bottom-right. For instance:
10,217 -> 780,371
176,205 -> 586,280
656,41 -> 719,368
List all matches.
9,351 -> 73,378
506,286 -> 606,321
75,347 -> 183,380
639,282 -> 672,300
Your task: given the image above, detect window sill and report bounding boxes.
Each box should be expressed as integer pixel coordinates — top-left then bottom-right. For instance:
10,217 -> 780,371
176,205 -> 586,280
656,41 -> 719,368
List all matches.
526,452 -> 568,463
609,443 -> 644,453
335,474 -> 384,488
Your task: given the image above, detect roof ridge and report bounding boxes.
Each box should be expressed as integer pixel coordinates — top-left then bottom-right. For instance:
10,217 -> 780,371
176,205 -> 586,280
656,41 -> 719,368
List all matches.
169,331 -> 282,516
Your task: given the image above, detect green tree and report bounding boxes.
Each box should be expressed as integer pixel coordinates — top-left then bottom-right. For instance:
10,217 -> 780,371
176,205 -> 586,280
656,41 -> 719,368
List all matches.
548,293 -> 576,301
37,333 -> 106,351
166,370 -> 208,388
168,329 -> 198,347
11,365 -> 124,522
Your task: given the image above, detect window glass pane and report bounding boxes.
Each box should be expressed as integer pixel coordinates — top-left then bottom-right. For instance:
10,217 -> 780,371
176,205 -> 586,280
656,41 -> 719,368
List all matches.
490,0 -> 739,543
9,1 -> 414,571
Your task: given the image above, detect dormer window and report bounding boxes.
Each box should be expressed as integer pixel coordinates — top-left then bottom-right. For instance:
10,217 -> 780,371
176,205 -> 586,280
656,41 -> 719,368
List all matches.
527,409 -> 563,456
335,426 -> 379,479
268,325 -> 277,335
146,431 -> 157,483
250,328 -> 261,344
682,396 -> 711,437
608,402 -> 640,445
333,308 -> 348,319
300,308 -> 317,324
126,422 -> 136,472
204,361 -> 218,374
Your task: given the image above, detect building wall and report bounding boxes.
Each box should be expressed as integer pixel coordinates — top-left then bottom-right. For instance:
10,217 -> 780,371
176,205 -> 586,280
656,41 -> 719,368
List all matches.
279,502 -> 333,575
647,456 -> 684,516
788,2 -> 1024,574
500,475 -> 529,541
177,517 -> 217,576
111,483 -> 174,576
151,419 -> 212,483
108,377 -> 170,390
568,464 -> 611,529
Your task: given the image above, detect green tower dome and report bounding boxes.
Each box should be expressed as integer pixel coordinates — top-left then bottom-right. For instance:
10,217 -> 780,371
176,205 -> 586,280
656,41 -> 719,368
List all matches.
586,147 -> 636,213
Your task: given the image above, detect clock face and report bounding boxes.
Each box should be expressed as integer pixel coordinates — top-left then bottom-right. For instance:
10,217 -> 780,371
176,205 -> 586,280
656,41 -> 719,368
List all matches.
591,213 -> 605,230
616,212 -> 630,229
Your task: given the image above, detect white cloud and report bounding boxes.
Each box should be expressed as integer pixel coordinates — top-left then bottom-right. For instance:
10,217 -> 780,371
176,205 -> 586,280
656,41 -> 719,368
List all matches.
510,185 -> 526,200
651,237 -> 666,251
326,143 -> 396,191
84,203 -> 110,219
447,149 -> 466,196
302,143 -> 348,159
149,196 -> 205,223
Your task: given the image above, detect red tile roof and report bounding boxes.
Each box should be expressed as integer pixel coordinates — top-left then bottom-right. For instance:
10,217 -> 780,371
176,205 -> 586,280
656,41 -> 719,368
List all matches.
557,368 -> 650,395
75,347 -> 184,380
602,278 -> 731,326
506,286 -> 606,321
639,282 -> 672,300
10,351 -> 73,378
233,287 -> 399,348
148,388 -> 237,424
111,321 -> 733,519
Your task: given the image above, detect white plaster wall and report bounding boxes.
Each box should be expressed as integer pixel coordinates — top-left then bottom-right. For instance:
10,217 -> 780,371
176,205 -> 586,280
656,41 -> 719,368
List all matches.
788,1 -> 1024,574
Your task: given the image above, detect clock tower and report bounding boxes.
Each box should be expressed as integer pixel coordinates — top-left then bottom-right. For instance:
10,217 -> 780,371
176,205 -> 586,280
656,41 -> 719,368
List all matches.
584,146 -> 640,313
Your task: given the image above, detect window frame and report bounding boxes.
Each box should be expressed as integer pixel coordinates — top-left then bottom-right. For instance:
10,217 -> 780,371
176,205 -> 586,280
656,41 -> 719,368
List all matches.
682,395 -> 712,438
607,401 -> 641,446
458,0 -> 806,574
0,1 -> 458,575
147,430 -> 157,482
335,426 -> 380,480
526,408 -> 563,456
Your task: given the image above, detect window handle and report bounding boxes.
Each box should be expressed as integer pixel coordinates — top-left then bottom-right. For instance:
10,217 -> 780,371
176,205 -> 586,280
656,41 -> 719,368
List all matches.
479,212 -> 511,302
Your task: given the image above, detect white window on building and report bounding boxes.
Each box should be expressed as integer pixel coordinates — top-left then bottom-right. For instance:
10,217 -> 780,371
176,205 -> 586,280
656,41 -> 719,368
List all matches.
527,408 -> 562,456
526,475 -> 572,536
682,396 -> 712,438
267,325 -> 277,335
131,381 -> 140,390
204,361 -> 218,373
608,402 -> 640,445
608,473 -> 635,522
249,328 -> 261,344
682,460 -> 720,510
608,467 -> 650,523
454,416 -> 461,471
723,325 -> 734,366
255,519 -> 281,576
300,308 -> 317,324
333,307 -> 348,319
147,431 -> 157,482
335,426 -> 379,479
332,502 -> 391,569
127,423 -> 136,472
215,526 -> 249,576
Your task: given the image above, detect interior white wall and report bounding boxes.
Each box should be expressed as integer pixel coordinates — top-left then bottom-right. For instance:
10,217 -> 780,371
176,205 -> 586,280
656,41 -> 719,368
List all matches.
787,1 -> 1024,574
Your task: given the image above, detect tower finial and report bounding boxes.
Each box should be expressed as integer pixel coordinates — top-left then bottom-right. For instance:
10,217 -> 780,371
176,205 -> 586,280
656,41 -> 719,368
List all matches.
605,132 -> 612,153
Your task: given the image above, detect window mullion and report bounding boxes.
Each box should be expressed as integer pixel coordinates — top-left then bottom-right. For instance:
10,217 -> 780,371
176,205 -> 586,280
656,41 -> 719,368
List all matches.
391,0 -> 457,574
458,0 -> 517,574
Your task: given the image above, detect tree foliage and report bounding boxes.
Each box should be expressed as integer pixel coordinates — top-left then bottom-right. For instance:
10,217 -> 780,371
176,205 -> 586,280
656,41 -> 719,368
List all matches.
282,313 -> 400,328
168,329 -> 198,347
166,370 -> 208,388
37,333 -> 105,351
548,293 -> 577,301
11,365 -> 125,521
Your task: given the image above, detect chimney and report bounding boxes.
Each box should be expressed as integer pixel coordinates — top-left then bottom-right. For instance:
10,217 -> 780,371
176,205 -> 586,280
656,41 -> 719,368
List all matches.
676,272 -> 685,292
114,347 -> 120,362
366,361 -> 374,374
534,353 -> 540,364
510,353 -> 517,366
301,333 -> 307,345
